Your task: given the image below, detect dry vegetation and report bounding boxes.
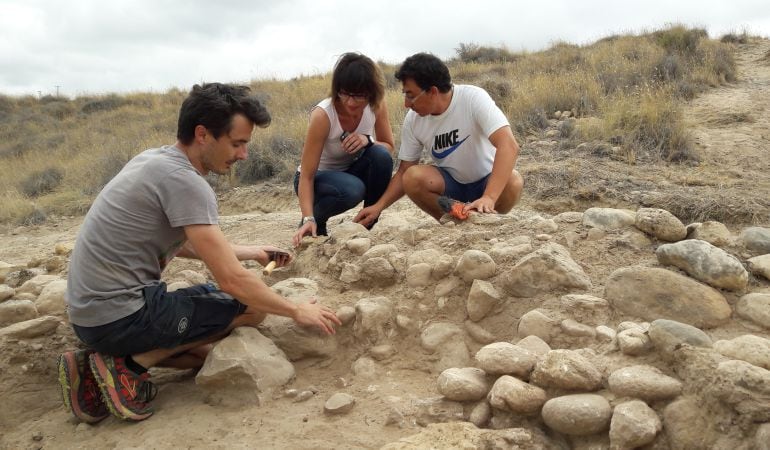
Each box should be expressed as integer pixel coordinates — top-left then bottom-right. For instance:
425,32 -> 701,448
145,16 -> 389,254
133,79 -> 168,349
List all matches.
0,25 -> 756,226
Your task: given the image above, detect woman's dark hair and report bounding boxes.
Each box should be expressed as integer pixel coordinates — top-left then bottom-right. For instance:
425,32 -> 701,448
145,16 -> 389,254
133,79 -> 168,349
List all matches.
177,83 -> 271,145
330,52 -> 385,108
395,52 -> 453,93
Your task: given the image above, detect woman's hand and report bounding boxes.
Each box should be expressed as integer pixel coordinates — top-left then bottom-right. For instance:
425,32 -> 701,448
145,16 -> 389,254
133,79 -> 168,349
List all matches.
341,133 -> 367,155
292,221 -> 317,247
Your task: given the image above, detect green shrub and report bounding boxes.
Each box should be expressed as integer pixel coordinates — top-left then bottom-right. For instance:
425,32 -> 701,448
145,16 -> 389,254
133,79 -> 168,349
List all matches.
81,95 -> 129,114
455,43 -> 518,63
20,167 -> 64,197
653,25 -> 708,56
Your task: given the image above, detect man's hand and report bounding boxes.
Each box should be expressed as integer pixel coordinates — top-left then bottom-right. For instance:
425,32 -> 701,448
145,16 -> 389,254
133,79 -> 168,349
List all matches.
464,195 -> 497,215
292,299 -> 342,335
354,205 -> 382,227
255,246 -> 292,267
292,221 -> 317,247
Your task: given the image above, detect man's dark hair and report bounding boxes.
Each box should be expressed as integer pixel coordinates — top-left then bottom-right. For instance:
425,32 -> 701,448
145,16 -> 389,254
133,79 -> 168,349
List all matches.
395,53 -> 453,93
330,52 -> 385,108
177,83 -> 271,145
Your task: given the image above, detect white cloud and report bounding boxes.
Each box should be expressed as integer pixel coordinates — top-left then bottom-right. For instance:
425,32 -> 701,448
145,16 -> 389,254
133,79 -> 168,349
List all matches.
1,0 -> 769,97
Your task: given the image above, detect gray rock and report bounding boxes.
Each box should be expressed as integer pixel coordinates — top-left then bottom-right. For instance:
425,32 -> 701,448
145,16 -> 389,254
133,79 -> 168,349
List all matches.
436,367 -> 490,401
502,243 -> 591,297
360,257 -> 396,285
464,320 -> 495,344
714,359 -> 770,422
605,267 -> 730,328
609,400 -> 662,449
407,249 -> 443,268
487,375 -> 547,415
608,365 -> 683,401
656,240 -> 748,291
595,326 -> 616,343
663,398 -> 711,449
166,281 -> 191,292
420,322 -> 464,353
756,423 -> 770,450
530,349 -> 603,391
488,242 -> 532,263
432,254 -> 455,279
635,208 -> 687,241
352,356 -> 379,379
0,284 -> 14,302
0,299 -> 38,327
174,269 -> 205,285
335,306 -> 355,326
454,250 -> 496,282
559,294 -> 610,326
434,276 -> 460,297
196,327 -> 294,406
686,221 -> 732,247
714,335 -> 770,370
517,310 -> 557,342
406,263 -> 432,287
258,302 -> 338,361
338,263 -> 361,283
35,279 -> 67,315
617,328 -> 653,356
330,221 -> 369,241
560,319 -> 596,338
345,237 -> 371,255
648,319 -> 713,356
474,342 -> 537,377
16,274 -> 59,296
469,401 -> 491,427
271,277 -> 318,299
412,397 -> 464,426
582,208 -> 635,230
324,393 -> 355,415
436,340 -> 471,373
369,344 -> 397,361
354,296 -> 394,342
466,279 -> 501,322
515,335 -> 551,357
748,254 -> 770,280
541,394 -> 611,436
554,211 -> 583,223
735,293 -> 770,329
741,226 -> 770,254
0,315 -> 59,339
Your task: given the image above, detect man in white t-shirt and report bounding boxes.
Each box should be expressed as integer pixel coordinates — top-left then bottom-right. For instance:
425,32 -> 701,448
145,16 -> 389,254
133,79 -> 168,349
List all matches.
354,52 -> 523,225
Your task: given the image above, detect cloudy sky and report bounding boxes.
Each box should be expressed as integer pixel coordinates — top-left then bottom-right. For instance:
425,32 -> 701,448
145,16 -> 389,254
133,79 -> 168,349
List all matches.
1,0 -> 769,97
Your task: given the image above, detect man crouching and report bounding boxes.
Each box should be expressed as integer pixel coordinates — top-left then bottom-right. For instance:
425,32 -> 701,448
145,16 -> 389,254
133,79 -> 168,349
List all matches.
59,83 -> 340,422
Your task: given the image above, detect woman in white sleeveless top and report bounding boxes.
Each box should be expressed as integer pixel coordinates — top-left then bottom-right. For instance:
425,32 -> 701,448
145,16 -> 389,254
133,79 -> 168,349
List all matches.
292,53 -> 395,245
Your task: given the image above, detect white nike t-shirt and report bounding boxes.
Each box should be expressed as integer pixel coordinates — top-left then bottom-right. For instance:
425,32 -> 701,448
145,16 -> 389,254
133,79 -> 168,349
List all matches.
398,85 -> 509,184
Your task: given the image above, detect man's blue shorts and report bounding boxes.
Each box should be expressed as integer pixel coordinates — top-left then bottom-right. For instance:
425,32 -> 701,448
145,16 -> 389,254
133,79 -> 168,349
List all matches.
72,283 -> 246,356
436,166 -> 491,203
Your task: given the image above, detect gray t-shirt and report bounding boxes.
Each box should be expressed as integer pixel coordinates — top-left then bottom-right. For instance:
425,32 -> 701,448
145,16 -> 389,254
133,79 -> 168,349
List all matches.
66,145 -> 218,327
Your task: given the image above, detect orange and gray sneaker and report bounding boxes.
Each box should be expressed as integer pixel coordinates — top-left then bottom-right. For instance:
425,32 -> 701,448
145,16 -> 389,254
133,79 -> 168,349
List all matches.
58,350 -> 109,423
88,352 -> 157,421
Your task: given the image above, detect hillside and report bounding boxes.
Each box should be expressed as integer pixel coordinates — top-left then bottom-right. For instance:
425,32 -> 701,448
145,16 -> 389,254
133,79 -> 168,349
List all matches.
0,37 -> 769,449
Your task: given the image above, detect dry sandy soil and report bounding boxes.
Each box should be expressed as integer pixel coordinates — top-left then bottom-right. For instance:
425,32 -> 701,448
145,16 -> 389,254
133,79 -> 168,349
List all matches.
0,39 -> 769,449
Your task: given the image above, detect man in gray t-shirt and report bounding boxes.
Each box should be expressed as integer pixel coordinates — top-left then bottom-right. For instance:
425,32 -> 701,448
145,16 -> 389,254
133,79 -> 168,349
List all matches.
58,83 -> 341,424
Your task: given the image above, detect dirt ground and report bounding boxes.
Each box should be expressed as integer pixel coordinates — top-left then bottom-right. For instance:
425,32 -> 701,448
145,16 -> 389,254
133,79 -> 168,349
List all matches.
1,39 -> 769,449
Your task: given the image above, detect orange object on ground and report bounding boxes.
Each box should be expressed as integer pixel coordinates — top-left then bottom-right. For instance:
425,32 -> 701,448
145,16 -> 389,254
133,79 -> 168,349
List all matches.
437,196 -> 469,220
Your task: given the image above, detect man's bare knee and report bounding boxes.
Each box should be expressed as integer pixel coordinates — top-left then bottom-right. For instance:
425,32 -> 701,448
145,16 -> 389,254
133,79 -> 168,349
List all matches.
496,170 -> 524,214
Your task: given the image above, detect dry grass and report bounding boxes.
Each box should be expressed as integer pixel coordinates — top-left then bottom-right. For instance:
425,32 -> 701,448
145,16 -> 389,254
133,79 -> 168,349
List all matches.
0,25 -> 749,224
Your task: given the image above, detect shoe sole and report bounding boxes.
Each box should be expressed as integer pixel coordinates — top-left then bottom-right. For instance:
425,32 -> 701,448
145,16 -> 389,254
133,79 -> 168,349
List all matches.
89,354 -> 153,422
58,352 -> 107,424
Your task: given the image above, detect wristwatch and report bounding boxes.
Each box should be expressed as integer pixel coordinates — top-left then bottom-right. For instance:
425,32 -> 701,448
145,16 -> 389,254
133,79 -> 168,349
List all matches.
364,134 -> 375,148
299,216 -> 316,227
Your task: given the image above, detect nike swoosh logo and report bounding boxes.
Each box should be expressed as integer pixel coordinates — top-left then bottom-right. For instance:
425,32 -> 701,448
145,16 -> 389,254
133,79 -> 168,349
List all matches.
431,135 -> 469,159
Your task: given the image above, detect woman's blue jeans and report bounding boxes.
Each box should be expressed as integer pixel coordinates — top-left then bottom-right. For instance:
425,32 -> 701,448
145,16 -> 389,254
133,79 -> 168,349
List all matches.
294,144 -> 393,235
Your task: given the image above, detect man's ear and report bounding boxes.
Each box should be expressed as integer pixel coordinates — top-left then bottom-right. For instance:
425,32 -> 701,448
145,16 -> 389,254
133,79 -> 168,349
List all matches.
194,124 -> 208,144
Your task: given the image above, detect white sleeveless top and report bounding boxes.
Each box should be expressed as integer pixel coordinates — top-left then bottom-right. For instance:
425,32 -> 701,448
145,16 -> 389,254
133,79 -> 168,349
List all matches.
301,97 -> 376,171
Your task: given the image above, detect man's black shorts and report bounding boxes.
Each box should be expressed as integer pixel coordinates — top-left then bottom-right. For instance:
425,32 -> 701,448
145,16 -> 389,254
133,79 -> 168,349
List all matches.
73,283 -> 246,356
